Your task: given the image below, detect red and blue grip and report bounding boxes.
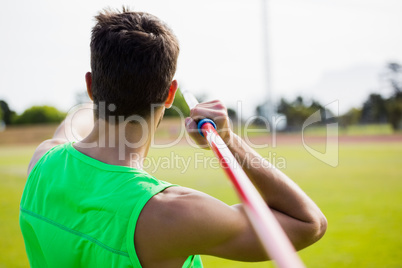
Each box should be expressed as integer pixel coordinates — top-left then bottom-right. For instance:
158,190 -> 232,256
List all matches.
197,118 -> 217,137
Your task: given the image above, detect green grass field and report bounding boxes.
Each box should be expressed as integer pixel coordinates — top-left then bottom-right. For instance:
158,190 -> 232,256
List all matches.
1,138 -> 402,267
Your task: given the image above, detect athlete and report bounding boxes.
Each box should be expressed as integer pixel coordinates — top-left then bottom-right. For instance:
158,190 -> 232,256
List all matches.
20,8 -> 327,268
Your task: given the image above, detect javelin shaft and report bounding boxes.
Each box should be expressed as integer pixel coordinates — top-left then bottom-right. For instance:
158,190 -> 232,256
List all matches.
181,90 -> 199,110
181,90 -> 305,268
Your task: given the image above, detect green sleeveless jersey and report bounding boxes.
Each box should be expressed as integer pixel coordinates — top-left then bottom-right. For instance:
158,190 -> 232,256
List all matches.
20,142 -> 203,268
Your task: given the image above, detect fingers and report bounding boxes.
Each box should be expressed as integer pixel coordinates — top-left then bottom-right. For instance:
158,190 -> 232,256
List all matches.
185,117 -> 209,149
186,100 -> 233,148
189,100 -> 227,121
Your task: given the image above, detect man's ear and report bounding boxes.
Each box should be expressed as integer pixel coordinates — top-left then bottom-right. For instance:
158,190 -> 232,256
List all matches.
164,80 -> 178,108
85,72 -> 94,101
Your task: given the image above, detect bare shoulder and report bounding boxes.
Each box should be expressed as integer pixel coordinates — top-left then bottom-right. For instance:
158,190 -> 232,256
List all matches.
27,138 -> 67,175
135,186 -> 267,267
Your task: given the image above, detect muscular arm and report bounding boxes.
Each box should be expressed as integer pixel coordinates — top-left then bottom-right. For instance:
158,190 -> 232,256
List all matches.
27,103 -> 94,174
135,100 -> 327,267
227,133 -> 327,249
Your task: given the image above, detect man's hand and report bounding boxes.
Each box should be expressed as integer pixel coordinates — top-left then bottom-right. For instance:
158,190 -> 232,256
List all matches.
185,100 -> 233,148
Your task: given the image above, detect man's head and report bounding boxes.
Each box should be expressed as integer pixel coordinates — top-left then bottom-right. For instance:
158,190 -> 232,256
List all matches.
89,7 -> 180,121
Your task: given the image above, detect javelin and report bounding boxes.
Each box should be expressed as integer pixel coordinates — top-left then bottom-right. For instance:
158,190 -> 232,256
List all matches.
181,90 -> 305,268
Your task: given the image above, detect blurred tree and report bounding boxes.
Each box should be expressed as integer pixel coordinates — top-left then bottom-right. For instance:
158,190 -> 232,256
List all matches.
387,62 -> 402,94
252,103 -> 268,126
254,97 -> 332,131
0,108 -> 4,131
294,96 -> 303,106
360,94 -> 388,124
13,106 -> 65,125
0,100 -> 14,125
384,62 -> 402,130
227,107 -> 237,121
339,108 -> 362,126
310,100 -> 324,111
385,97 -> 402,130
275,97 -> 328,131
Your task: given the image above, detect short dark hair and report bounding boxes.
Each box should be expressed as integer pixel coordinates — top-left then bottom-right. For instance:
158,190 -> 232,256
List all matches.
90,7 -> 180,120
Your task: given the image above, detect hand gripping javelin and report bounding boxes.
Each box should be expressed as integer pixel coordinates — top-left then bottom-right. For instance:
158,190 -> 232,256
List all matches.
181,90 -> 305,268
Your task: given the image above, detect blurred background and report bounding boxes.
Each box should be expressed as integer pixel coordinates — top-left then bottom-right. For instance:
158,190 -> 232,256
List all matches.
1,0 -> 401,119
0,0 -> 401,267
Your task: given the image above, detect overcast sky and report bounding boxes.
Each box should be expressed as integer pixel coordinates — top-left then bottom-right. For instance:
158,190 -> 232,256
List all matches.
0,0 -> 401,117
